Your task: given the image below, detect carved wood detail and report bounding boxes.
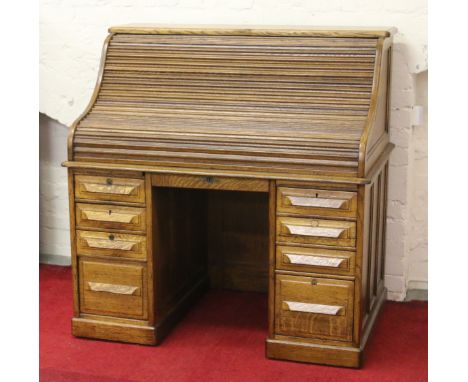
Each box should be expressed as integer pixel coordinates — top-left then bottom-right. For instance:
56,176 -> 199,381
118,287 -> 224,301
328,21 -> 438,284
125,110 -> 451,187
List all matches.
82,209 -> 138,224
82,183 -> 138,196
283,301 -> 343,316
285,224 -> 345,238
277,216 -> 356,247
84,237 -> 137,251
76,230 -> 147,260
87,282 -> 139,295
75,203 -> 146,232
75,175 -> 146,203
286,195 -> 347,209
284,253 -> 346,268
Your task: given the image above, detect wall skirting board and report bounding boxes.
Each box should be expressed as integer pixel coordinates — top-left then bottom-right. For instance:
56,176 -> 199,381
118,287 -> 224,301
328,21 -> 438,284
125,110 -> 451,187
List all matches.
39,254 -> 72,266
405,289 -> 428,301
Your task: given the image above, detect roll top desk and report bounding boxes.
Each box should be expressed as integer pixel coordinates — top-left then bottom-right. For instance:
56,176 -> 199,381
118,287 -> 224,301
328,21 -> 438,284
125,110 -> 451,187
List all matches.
63,25 -> 395,368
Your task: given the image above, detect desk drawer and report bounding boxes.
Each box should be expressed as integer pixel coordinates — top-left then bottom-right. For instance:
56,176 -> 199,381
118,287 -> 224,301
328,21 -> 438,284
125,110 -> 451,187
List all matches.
77,230 -> 147,260
75,175 -> 145,204
76,203 -> 146,232
277,187 -> 357,218
79,259 -> 147,319
275,275 -> 354,341
277,217 -> 356,248
276,246 -> 355,276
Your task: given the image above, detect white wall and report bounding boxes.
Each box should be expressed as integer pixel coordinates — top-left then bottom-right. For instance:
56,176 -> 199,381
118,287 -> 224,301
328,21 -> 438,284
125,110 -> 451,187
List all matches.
39,113 -> 71,265
39,0 -> 428,300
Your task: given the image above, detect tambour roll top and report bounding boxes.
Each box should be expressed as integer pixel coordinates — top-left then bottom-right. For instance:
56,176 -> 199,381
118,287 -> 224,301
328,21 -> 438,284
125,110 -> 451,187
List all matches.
68,25 -> 395,180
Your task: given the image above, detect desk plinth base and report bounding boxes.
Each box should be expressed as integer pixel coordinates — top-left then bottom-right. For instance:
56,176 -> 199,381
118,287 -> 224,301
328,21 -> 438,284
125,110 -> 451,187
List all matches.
266,339 -> 362,368
72,318 -> 157,345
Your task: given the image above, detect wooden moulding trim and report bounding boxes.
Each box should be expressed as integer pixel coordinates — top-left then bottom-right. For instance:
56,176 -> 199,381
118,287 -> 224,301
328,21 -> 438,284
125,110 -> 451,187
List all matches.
62,161 -> 375,185
364,143 -> 394,181
67,33 -> 114,161
62,142 -> 392,184
108,24 -> 396,38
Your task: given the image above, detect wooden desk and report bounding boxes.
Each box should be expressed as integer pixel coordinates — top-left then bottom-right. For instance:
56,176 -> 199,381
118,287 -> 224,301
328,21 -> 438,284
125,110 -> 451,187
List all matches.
63,25 -> 395,368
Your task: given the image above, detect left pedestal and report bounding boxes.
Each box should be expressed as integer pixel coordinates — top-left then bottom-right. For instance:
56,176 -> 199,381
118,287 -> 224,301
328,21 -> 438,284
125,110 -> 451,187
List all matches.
68,170 -> 156,345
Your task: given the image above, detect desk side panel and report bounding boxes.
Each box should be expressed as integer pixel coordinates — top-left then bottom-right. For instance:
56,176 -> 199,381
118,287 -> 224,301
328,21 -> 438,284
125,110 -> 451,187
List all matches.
359,37 -> 393,177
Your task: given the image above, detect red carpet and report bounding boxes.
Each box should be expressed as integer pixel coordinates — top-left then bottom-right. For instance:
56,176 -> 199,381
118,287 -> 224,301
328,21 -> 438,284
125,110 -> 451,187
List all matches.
40,265 -> 427,382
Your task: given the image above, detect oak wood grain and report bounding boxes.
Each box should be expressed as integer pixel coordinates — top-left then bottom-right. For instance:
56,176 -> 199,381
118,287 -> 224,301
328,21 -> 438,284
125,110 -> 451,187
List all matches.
275,274 -> 354,341
75,175 -> 146,204
277,216 -> 356,247
79,259 -> 148,320
64,26 -> 395,367
276,245 -> 355,276
67,28 -> 393,179
76,203 -> 146,232
76,230 -> 147,260
108,24 -> 396,38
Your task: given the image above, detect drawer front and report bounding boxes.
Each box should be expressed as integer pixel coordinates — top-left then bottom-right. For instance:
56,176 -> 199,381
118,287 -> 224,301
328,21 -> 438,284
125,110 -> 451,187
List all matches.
75,175 -> 146,204
276,246 -> 355,276
76,203 -> 146,232
79,259 -> 147,319
153,173 -> 269,192
277,217 -> 356,248
277,187 -> 357,218
275,275 -> 354,341
76,230 -> 147,260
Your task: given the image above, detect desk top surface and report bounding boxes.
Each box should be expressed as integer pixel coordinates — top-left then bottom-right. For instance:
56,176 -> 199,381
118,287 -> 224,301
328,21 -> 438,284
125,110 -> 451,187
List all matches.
108,24 -> 397,38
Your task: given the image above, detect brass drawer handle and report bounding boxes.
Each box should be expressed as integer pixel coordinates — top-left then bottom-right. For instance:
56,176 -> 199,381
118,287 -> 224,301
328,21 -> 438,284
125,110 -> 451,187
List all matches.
108,234 -> 115,241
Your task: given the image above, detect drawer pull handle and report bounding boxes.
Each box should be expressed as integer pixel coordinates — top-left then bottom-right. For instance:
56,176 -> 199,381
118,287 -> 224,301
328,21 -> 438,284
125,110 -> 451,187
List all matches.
286,195 -> 347,209
285,224 -> 345,238
283,301 -> 342,316
88,282 -> 139,295
82,210 -> 137,223
83,237 -> 136,251
82,183 -> 137,196
284,254 -> 346,268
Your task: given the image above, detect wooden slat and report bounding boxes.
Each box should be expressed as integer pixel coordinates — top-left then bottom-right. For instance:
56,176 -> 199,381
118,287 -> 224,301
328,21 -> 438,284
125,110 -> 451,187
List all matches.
71,31 -> 383,176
